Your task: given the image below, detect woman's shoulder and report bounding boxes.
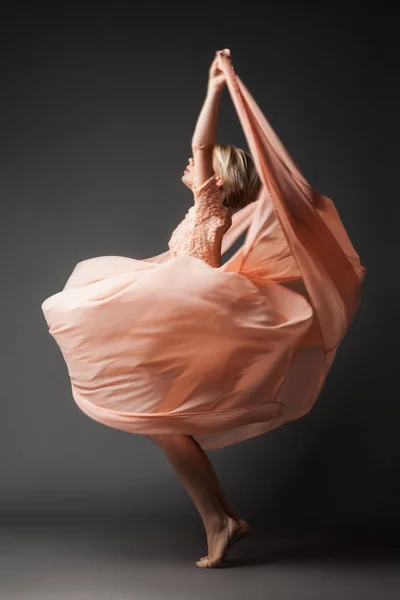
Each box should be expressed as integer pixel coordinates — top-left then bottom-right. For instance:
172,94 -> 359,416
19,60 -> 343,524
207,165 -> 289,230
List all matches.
192,173 -> 226,217
192,173 -> 221,200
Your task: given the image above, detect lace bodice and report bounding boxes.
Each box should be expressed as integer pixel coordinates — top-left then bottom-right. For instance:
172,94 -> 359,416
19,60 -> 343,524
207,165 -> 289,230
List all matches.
168,174 -> 232,268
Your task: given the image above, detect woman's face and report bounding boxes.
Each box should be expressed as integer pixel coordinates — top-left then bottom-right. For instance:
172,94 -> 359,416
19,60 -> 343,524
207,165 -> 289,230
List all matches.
181,156 -> 223,190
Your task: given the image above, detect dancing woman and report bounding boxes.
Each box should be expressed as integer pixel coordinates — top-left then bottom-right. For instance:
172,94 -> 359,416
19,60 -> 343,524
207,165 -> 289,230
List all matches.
41,49 -> 366,569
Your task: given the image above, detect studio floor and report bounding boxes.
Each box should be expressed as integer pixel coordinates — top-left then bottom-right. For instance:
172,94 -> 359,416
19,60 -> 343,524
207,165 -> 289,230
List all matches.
0,518 -> 399,600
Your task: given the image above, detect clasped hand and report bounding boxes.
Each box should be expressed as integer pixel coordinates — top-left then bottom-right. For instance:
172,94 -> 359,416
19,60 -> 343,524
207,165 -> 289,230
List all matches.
208,49 -> 231,91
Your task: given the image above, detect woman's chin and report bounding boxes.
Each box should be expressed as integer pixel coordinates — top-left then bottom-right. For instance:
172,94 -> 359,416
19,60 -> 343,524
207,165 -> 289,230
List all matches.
181,175 -> 192,189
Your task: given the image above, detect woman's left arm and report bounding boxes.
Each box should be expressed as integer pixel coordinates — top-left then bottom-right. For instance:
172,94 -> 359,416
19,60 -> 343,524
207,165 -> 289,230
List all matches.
191,52 -> 226,187
191,84 -> 223,151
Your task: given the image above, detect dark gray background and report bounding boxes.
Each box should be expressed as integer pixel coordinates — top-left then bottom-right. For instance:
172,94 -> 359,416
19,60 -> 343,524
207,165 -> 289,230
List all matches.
0,1 -> 398,546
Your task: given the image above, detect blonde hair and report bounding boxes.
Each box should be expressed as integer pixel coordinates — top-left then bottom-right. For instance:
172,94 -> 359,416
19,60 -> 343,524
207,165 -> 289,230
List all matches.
213,144 -> 262,215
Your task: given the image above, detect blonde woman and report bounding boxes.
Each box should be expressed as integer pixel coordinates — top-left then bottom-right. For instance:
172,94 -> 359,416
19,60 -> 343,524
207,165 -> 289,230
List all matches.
41,49 -> 366,570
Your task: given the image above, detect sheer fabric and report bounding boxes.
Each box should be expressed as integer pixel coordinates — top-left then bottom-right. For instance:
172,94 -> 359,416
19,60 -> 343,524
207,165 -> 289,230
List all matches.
41,52 -> 366,450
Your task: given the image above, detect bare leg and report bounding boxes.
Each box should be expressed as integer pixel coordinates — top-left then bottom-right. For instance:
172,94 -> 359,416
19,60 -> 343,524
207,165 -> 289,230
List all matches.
199,446 -> 241,522
195,444 -> 247,561
146,433 -> 240,565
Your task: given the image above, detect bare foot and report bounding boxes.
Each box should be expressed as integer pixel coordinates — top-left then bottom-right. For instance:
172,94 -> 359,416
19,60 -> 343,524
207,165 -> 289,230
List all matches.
197,518 -> 249,562
196,516 -> 241,568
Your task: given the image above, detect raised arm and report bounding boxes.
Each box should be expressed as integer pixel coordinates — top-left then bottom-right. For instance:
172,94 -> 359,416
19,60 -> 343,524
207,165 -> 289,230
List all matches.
191,51 -> 228,188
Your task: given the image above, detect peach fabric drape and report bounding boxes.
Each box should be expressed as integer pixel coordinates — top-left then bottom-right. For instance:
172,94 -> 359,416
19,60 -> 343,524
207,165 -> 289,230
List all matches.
41,52 -> 366,450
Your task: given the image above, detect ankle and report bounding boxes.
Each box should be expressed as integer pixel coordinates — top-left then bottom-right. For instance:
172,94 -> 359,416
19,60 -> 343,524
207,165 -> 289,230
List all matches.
204,512 -> 229,535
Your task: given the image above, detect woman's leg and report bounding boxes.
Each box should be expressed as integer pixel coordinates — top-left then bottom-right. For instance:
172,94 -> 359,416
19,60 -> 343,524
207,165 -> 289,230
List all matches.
198,445 -> 241,522
146,433 -> 239,564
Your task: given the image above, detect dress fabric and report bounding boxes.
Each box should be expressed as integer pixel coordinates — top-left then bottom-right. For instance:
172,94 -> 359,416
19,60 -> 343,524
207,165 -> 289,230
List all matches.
41,53 -> 367,450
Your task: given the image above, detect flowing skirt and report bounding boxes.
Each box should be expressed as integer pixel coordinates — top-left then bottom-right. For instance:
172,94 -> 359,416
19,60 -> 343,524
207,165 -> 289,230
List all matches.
41,52 -> 366,449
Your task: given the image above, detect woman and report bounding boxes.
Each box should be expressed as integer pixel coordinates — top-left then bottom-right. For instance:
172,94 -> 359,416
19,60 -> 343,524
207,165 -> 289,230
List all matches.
41,50 -> 366,569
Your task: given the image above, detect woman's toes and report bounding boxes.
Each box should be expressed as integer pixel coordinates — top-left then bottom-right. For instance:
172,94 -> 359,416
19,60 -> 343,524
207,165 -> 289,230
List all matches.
196,556 -> 211,568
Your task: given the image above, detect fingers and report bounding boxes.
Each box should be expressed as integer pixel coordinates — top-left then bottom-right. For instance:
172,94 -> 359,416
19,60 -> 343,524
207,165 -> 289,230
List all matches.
210,49 -> 231,73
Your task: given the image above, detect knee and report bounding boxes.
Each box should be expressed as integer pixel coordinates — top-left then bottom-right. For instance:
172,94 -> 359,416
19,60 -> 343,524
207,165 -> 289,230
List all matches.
145,433 -> 169,448
145,433 -> 189,448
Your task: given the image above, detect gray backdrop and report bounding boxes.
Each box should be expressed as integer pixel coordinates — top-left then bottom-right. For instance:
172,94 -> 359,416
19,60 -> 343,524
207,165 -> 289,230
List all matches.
0,2 -> 397,543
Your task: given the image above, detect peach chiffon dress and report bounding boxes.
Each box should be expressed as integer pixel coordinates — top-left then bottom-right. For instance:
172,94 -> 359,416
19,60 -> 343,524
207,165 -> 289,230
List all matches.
41,52 -> 367,450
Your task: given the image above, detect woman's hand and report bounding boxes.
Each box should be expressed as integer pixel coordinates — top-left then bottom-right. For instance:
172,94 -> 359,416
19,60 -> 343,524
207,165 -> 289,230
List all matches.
208,49 -> 231,91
